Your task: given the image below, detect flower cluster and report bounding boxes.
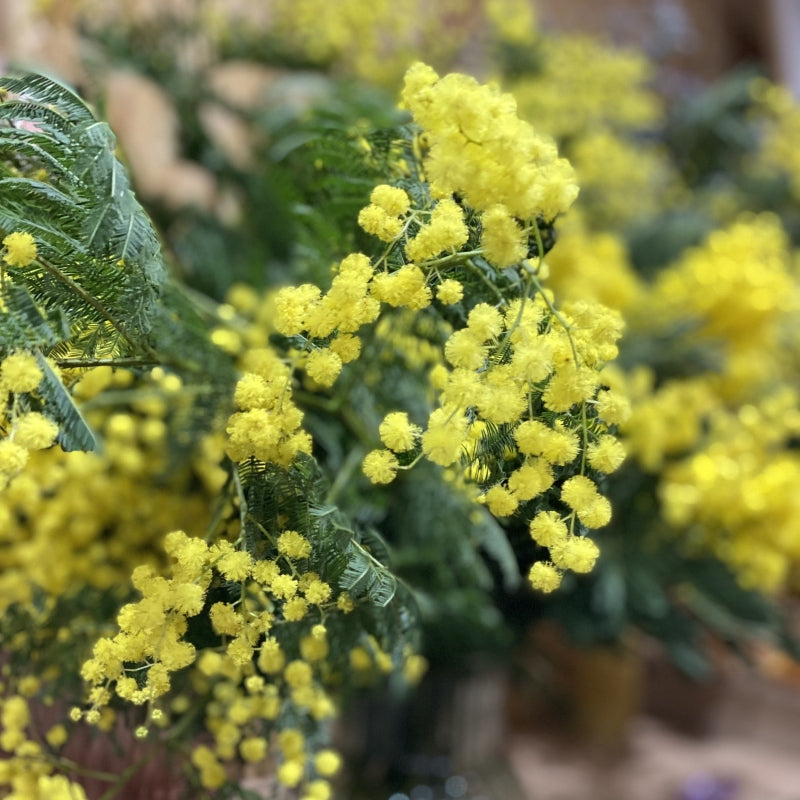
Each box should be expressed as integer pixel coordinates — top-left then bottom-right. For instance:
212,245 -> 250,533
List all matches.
660,389 -> 800,592
269,0 -> 472,88
273,253 -> 380,388
365,293 -> 627,591
506,33 -> 662,143
79,523 -> 352,794
267,63 -> 625,593
401,63 -> 579,224
226,347 -> 313,463
646,213 -> 798,399
0,351 -> 58,490
750,77 -> 800,201
263,63 -> 623,593
0,694 -> 87,800
0,364 -> 220,615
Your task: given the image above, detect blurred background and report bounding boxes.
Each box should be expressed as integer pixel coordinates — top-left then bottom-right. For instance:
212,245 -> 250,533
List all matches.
2,1 -> 800,798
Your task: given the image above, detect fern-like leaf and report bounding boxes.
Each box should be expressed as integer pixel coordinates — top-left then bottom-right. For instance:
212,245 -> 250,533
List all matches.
34,355 -> 97,452
0,72 -> 166,361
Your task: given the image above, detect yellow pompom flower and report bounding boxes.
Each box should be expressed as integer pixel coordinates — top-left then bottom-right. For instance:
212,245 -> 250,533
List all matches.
278,530 -> 312,559
304,578 -> 332,605
467,303 -> 504,341
277,759 -> 304,788
370,184 -> 410,216
577,494 -> 612,528
559,537 -> 600,573
306,348 -> 343,387
271,574 -> 298,599
540,425 -> 580,466
329,333 -> 361,363
240,737 -> 268,763
561,475 -> 612,528
11,412 -> 58,450
596,389 -> 632,426
45,724 -> 68,748
258,639 -> 285,674
2,231 -> 37,267
421,407 -> 468,466
216,550 -> 254,581
301,633 -> 330,662
362,449 -> 399,484
379,411 -> 420,452
36,776 -> 88,800
405,197 -> 468,262
560,475 -> 599,510
274,284 -> 323,336
358,204 -> 404,242
0,440 -> 29,477
529,511 -> 568,547
444,329 -> 487,369
587,435 -> 626,473
314,749 -> 342,777
337,592 -> 355,613
482,485 -> 519,517
528,561 -> 562,593
480,204 -> 527,267
304,779 -> 333,800
1,351 -> 43,393
278,728 -> 306,758
284,596 -> 309,621
209,602 -> 243,636
508,459 -> 554,501
233,373 -> 275,410
436,279 -> 464,305
284,660 -> 313,690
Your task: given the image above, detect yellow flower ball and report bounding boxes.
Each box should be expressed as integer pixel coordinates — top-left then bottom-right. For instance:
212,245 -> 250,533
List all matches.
1,351 -> 43,393
362,449 -> 399,484
2,231 -> 37,267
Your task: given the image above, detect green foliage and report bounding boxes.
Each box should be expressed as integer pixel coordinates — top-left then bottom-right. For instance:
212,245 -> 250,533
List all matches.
537,464 -> 796,678
35,354 -> 97,451
0,73 -> 166,361
0,282 -> 68,350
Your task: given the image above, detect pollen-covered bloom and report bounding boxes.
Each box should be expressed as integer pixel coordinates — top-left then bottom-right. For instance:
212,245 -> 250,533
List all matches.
405,197 -> 469,262
528,561 -> 562,593
400,63 -> 579,222
362,449 -> 399,484
481,485 -> 519,517
2,231 -> 37,267
436,279 -> 464,305
370,184 -> 411,217
305,348 -> 343,387
529,511 -> 568,547
379,412 -> 420,452
480,204 -> 528,267
560,475 -> 612,528
421,407 -> 469,466
278,530 -> 312,560
1,351 -> 43,393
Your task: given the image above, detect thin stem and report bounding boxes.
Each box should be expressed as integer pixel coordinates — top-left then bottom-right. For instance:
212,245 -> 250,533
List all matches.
464,258 -> 505,304
397,452 -> 424,470
53,357 -> 160,368
96,751 -> 154,800
232,464 -> 249,535
36,256 -> 142,354
46,755 -> 121,783
325,445 -> 364,506
526,221 -> 591,482
526,267 -> 579,365
425,248 -> 483,270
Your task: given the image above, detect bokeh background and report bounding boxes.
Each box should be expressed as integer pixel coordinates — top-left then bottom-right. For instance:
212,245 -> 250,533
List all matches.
2,2 -> 800,799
